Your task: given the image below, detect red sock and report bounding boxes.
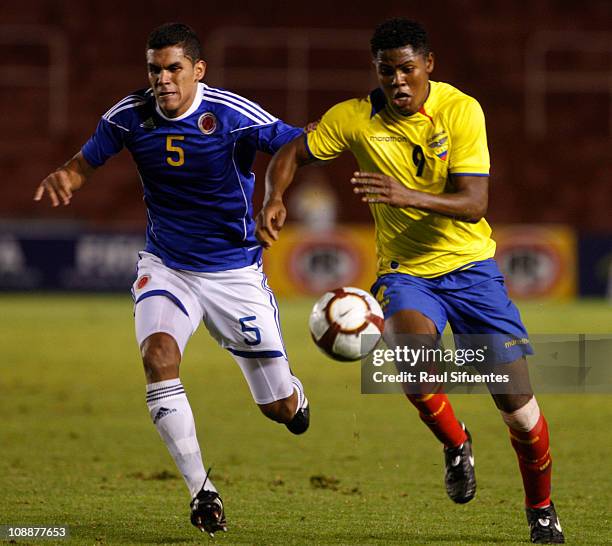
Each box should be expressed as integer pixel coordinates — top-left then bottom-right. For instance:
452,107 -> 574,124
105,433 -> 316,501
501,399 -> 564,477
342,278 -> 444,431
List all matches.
508,414 -> 552,508
407,393 -> 467,448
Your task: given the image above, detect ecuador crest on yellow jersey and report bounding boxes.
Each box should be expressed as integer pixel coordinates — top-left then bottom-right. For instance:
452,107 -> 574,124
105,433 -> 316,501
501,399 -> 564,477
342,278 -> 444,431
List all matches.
306,81 -> 496,278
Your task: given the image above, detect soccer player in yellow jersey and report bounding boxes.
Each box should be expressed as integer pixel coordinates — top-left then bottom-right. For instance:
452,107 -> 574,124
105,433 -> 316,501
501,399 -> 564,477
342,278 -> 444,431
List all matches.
257,18 -> 564,544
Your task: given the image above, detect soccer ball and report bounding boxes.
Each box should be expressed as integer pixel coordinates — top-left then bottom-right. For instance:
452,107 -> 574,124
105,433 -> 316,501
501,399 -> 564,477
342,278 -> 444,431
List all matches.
309,287 -> 385,361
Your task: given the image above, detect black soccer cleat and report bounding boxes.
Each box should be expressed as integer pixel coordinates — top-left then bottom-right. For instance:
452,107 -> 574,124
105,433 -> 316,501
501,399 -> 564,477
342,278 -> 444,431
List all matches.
526,501 -> 565,544
443,425 -> 476,504
190,489 -> 227,537
285,398 -> 310,435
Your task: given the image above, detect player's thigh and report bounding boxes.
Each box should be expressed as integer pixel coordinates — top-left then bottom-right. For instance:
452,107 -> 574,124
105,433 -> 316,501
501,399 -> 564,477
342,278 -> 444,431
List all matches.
134,297 -> 194,355
132,252 -> 202,354
200,263 -> 286,356
372,274 -> 447,397
487,357 -> 534,410
372,273 -> 447,347
199,263 -> 292,404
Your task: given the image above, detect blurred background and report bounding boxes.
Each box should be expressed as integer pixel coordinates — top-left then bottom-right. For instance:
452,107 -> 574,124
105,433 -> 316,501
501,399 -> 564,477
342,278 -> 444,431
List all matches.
1,0 -> 611,300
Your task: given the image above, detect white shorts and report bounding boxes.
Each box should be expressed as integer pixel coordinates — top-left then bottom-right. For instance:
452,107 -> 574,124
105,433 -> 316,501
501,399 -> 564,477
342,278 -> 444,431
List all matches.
132,252 -> 293,404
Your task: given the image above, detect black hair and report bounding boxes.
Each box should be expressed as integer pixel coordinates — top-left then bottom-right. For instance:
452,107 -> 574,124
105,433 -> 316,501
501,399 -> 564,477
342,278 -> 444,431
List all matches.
370,18 -> 430,57
146,23 -> 202,62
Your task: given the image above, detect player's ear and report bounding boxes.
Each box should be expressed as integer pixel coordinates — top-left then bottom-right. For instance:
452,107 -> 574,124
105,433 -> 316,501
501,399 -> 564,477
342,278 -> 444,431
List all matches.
425,52 -> 434,74
195,59 -> 206,81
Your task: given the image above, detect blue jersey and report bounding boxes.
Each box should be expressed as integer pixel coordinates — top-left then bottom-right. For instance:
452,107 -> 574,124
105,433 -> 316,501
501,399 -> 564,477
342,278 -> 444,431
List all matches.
82,83 -> 302,272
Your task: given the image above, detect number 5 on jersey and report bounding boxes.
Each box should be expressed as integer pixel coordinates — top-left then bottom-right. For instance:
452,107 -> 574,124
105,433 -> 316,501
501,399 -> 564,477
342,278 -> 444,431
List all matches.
166,135 -> 185,167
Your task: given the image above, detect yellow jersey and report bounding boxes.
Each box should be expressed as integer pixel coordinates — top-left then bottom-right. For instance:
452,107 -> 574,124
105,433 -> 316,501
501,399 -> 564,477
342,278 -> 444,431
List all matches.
306,80 -> 496,278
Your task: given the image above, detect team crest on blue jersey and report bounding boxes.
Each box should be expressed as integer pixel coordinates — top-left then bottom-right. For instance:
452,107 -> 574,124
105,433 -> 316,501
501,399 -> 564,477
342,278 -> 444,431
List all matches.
198,113 -> 217,135
428,131 -> 448,161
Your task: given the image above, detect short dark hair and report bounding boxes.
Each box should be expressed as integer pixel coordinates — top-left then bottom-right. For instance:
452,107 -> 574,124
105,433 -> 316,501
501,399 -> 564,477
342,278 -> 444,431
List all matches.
370,18 -> 430,57
146,23 -> 202,62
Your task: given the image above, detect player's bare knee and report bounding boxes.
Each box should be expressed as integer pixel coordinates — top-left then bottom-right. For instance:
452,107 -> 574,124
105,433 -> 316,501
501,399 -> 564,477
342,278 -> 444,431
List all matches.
258,397 -> 295,424
141,332 -> 181,381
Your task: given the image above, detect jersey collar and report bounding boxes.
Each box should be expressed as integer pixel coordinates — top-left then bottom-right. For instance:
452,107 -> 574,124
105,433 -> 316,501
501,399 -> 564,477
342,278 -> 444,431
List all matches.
154,82 -> 204,121
369,88 -> 387,118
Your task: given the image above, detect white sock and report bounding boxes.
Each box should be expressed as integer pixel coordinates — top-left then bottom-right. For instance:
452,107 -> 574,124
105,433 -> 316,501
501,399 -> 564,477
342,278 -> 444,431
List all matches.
146,379 -> 216,498
291,375 -> 307,414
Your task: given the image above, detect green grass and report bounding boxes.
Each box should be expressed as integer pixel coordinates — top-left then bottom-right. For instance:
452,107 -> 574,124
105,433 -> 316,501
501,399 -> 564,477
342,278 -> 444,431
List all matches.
1,295 -> 611,544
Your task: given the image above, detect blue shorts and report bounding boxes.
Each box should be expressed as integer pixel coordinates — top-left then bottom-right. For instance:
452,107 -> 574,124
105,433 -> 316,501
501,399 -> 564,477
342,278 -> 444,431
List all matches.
371,259 -> 533,365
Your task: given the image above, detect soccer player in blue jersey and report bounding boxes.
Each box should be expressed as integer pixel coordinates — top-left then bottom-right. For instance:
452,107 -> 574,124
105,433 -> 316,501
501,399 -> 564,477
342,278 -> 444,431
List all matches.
34,22 -> 309,536
258,18 -> 564,544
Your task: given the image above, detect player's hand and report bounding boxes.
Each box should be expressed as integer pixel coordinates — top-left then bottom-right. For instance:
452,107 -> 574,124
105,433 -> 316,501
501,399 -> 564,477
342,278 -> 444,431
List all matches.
304,119 -> 320,133
255,199 -> 287,249
350,171 -> 418,208
34,169 -> 75,207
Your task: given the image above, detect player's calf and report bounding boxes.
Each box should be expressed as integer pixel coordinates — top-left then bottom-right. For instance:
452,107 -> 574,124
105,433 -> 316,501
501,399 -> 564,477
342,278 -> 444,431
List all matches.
408,392 -> 468,448
258,396 -> 296,423
258,395 -> 310,434
258,375 -> 310,434
500,397 -> 553,509
285,375 -> 309,434
500,395 -> 564,543
258,377 -> 310,434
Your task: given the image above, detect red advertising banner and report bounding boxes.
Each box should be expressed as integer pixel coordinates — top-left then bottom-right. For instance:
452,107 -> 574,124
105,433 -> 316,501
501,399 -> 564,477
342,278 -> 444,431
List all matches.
264,224 -> 577,300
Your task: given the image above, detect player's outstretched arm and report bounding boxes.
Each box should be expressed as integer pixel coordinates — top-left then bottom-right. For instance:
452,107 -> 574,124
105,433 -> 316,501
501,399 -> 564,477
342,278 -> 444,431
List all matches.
34,152 -> 96,207
351,172 -> 489,223
256,136 -> 314,248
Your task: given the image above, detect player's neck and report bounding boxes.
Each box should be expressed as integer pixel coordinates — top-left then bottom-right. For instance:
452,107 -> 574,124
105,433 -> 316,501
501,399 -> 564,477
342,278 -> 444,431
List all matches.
156,83 -> 203,121
391,81 -> 431,118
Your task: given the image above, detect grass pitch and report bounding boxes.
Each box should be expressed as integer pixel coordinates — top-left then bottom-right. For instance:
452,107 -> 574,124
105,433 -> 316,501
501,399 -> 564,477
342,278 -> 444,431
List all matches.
1,295 -> 611,544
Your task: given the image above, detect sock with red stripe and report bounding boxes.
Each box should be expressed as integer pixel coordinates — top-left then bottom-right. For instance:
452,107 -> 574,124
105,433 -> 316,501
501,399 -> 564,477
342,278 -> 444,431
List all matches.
502,397 -> 552,508
407,393 -> 467,448
508,414 -> 552,508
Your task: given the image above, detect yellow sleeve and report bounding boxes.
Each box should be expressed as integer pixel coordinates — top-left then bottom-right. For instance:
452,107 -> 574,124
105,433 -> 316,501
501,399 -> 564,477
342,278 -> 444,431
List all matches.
306,100 -> 356,160
448,97 -> 490,175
